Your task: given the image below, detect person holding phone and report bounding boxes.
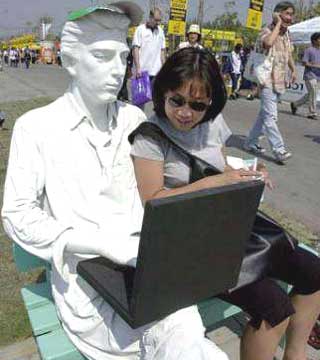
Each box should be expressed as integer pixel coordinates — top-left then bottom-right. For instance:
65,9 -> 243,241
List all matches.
244,1 -> 297,164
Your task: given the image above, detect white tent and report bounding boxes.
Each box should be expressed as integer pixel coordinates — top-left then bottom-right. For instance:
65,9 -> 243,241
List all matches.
289,17 -> 320,44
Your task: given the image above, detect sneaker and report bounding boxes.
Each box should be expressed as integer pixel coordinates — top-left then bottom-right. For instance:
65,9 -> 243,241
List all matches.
290,103 -> 297,115
274,150 -> 292,163
243,143 -> 266,154
246,94 -> 254,101
307,114 -> 318,120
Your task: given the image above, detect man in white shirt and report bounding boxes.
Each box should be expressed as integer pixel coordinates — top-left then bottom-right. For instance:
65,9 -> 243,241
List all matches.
2,3 -> 228,360
132,7 -> 166,80
229,43 -> 242,100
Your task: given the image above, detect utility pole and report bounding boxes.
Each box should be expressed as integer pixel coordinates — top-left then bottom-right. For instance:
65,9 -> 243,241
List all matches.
197,0 -> 204,27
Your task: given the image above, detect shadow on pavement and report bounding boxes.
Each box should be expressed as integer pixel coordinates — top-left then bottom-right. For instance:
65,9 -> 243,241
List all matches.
305,134 -> 320,144
226,134 -> 285,165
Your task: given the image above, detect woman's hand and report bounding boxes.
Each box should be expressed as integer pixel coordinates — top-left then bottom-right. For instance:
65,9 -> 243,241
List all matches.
257,162 -> 274,190
203,169 -> 263,188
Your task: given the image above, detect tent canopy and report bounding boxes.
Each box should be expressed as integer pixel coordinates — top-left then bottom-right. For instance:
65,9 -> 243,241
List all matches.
289,17 -> 320,45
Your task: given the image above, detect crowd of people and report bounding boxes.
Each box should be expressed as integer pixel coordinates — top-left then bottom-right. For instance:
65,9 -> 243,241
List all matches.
0,47 -> 38,69
1,1 -> 320,360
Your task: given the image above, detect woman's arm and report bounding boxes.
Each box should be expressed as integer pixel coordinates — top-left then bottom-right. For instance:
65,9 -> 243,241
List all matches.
132,156 -> 261,205
262,15 -> 281,49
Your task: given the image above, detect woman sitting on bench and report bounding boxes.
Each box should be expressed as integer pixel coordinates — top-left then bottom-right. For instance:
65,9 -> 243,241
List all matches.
129,47 -> 320,360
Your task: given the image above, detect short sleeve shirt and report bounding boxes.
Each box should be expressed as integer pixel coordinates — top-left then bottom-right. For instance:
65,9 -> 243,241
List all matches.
131,116 -> 232,189
177,42 -> 203,50
258,27 -> 292,93
303,46 -> 320,81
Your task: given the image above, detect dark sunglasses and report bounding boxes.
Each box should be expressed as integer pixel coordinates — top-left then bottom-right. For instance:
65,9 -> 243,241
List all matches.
166,95 -> 211,112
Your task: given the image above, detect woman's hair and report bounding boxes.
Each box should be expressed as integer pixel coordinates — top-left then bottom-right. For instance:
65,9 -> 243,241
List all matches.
153,47 -> 227,123
274,1 -> 295,13
311,32 -> 320,45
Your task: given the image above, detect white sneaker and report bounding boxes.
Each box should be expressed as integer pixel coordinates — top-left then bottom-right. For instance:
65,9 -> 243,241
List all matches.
274,150 -> 292,163
243,143 -> 266,154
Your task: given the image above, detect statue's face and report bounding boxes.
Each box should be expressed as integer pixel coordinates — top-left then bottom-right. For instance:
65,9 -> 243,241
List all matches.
72,33 -> 129,104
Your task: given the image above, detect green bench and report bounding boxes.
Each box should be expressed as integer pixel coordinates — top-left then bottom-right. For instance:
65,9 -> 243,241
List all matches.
13,242 -> 317,360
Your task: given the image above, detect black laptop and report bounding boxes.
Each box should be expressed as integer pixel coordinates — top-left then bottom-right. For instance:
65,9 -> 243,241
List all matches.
77,180 -> 264,328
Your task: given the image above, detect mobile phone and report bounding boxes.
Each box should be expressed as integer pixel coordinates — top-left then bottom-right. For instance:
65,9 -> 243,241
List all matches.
272,12 -> 281,23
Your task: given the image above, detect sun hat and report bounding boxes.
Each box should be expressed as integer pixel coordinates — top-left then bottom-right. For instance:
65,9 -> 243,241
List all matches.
68,1 -> 143,26
187,24 -> 201,35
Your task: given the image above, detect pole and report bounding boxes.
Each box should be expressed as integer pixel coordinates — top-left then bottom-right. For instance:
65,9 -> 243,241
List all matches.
197,0 -> 204,27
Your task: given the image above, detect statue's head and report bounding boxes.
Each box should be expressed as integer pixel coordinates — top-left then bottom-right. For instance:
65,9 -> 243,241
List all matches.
61,2 -> 142,104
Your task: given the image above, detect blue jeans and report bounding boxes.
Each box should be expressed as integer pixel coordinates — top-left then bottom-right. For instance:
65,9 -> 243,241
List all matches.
246,87 -> 285,153
231,73 -> 240,93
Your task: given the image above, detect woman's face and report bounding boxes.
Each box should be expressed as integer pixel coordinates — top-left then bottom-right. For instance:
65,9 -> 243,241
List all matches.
164,79 -> 211,132
188,32 -> 199,44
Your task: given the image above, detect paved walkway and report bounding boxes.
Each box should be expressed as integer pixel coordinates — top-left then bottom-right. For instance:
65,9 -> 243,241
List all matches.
1,64 -> 318,234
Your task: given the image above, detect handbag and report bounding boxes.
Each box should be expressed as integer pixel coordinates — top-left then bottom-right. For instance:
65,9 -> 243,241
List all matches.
129,122 -> 298,289
131,71 -> 152,106
243,44 -> 274,86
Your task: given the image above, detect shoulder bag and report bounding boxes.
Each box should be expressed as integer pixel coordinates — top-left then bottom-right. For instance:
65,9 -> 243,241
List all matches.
129,122 -> 298,289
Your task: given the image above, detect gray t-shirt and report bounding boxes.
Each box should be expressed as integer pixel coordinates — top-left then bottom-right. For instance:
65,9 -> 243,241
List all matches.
303,46 -> 320,81
131,115 -> 232,189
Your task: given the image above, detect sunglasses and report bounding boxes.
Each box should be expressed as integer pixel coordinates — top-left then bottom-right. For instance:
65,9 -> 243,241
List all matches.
166,95 -> 211,112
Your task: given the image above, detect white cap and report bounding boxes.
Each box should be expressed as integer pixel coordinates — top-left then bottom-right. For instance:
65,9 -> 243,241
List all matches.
187,24 -> 201,35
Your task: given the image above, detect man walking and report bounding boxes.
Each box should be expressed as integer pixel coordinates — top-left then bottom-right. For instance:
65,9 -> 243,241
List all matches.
291,32 -> 320,120
132,7 -> 166,81
229,43 -> 243,100
244,1 -> 297,164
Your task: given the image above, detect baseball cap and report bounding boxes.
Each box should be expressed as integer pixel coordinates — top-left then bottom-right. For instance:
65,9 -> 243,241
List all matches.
68,1 -> 143,26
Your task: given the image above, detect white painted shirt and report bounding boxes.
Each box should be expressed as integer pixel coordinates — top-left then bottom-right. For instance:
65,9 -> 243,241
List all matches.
2,93 -> 228,360
231,51 -> 241,74
132,24 -> 166,76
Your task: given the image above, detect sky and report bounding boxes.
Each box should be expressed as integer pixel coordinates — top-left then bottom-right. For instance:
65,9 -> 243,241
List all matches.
0,0 -> 300,37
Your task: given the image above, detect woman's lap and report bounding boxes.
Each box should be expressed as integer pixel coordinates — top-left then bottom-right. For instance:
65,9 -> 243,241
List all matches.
218,246 -> 320,329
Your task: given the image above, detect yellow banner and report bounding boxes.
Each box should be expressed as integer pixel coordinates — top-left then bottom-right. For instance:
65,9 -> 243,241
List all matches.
201,29 -> 236,41
249,0 -> 264,12
204,40 -> 213,48
168,20 -> 186,35
170,0 -> 187,10
246,8 -> 262,30
128,26 -> 136,39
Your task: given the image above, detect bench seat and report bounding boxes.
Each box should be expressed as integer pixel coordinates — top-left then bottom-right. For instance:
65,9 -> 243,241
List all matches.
13,242 -> 318,360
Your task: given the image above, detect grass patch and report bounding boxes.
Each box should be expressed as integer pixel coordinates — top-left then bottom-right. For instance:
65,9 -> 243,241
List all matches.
0,97 -> 52,347
0,96 -> 318,347
259,203 -> 318,247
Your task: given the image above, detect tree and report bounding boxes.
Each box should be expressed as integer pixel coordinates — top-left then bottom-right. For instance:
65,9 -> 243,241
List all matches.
205,1 -> 242,31
293,0 -> 320,21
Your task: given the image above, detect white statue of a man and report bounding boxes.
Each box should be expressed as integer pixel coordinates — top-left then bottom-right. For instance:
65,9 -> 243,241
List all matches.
2,3 -> 228,359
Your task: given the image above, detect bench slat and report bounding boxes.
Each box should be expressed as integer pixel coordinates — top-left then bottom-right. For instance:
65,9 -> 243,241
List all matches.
13,243 -> 48,272
36,329 -> 86,360
21,282 -> 52,310
27,302 -> 61,336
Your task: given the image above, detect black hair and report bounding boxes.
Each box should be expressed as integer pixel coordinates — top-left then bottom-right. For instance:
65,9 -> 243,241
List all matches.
149,7 -> 161,17
311,32 -> 320,44
235,43 -> 242,52
274,1 -> 295,13
153,47 -> 227,124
